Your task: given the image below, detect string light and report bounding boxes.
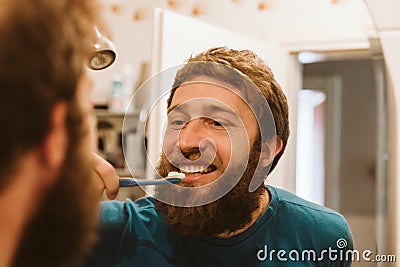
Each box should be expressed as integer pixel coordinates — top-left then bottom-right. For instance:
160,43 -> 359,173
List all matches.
191,1 -> 208,16
258,1 -> 267,10
133,10 -> 142,21
111,4 -> 122,14
167,0 -> 177,8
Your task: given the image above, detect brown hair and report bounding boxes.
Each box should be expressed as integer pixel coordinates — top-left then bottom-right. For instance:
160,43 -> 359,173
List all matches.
167,47 -> 289,174
0,0 -> 98,189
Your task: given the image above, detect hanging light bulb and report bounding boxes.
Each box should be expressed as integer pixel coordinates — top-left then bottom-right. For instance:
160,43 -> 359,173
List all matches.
88,27 -> 117,70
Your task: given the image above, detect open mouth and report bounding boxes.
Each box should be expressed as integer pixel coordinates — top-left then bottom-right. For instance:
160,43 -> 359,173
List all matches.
179,164 -> 217,176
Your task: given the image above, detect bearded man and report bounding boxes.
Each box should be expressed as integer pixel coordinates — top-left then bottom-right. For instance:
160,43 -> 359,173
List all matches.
84,47 -> 353,266
0,0 -> 114,266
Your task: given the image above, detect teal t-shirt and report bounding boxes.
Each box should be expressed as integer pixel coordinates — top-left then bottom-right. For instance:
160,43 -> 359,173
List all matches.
83,186 -> 353,266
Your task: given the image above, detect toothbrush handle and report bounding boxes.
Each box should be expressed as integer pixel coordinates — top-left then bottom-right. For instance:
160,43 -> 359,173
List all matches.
119,178 -> 181,187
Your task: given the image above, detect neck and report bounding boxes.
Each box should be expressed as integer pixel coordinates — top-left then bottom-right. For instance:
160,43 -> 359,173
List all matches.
0,153 -> 46,267
217,188 -> 270,238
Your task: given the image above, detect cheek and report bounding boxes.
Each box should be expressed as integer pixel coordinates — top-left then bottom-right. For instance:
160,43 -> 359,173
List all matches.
79,90 -> 93,114
219,128 -> 253,168
162,129 -> 179,155
88,115 -> 97,152
77,75 -> 94,114
213,136 -> 232,166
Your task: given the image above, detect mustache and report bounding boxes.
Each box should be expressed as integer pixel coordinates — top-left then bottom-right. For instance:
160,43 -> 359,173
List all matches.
163,148 -> 219,170
163,138 -> 218,165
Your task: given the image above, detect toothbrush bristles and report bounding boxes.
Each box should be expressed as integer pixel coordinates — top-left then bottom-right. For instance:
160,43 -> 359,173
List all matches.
167,171 -> 185,180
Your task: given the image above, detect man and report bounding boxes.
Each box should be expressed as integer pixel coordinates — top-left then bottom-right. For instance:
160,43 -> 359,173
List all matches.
0,0 -> 114,266
85,47 -> 353,266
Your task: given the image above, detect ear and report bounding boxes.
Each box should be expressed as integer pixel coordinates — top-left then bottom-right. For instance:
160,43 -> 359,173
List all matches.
260,136 -> 283,168
40,102 -> 68,183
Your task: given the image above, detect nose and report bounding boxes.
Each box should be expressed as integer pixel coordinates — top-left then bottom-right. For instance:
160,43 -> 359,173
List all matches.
178,119 -> 205,154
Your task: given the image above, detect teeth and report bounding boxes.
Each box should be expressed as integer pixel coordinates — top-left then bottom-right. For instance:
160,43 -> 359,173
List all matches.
179,165 -> 210,174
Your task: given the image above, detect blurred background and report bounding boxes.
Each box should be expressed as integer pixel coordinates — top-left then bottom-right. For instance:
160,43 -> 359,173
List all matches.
89,1 -> 400,266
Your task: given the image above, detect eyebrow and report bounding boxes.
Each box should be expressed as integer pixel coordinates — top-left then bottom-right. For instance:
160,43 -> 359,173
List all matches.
167,102 -> 237,117
167,104 -> 184,114
201,103 -> 237,117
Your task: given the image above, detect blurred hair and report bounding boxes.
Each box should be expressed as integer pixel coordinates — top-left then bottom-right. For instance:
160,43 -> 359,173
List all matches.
0,0 -> 99,189
11,97 -> 97,267
167,47 -> 289,174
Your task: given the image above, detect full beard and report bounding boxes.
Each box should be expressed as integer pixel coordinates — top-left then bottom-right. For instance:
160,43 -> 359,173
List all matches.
12,102 -> 99,267
155,138 -> 267,238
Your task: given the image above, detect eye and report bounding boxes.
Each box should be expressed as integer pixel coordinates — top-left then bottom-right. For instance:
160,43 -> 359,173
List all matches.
213,120 -> 223,127
167,115 -> 187,130
205,118 -> 224,128
171,119 -> 185,126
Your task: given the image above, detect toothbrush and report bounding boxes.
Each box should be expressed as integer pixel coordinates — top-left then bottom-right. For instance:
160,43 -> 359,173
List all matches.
119,172 -> 185,187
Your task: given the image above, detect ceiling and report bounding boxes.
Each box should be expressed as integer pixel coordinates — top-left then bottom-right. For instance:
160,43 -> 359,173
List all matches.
364,0 -> 400,31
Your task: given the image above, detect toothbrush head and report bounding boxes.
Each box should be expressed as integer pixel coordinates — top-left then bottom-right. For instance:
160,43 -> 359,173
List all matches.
166,171 -> 185,183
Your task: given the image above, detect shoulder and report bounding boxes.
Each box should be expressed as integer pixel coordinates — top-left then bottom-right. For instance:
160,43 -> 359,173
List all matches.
270,186 -> 346,222
268,186 -> 353,248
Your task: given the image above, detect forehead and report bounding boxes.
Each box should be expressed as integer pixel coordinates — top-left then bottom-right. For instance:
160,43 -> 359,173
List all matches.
170,76 -> 250,115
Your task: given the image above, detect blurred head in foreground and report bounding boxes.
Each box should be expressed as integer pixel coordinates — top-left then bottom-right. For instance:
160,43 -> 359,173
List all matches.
0,0 -> 102,266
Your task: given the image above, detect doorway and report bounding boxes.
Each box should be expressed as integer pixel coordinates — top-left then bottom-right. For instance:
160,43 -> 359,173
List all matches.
296,54 -> 381,266
296,89 -> 327,206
